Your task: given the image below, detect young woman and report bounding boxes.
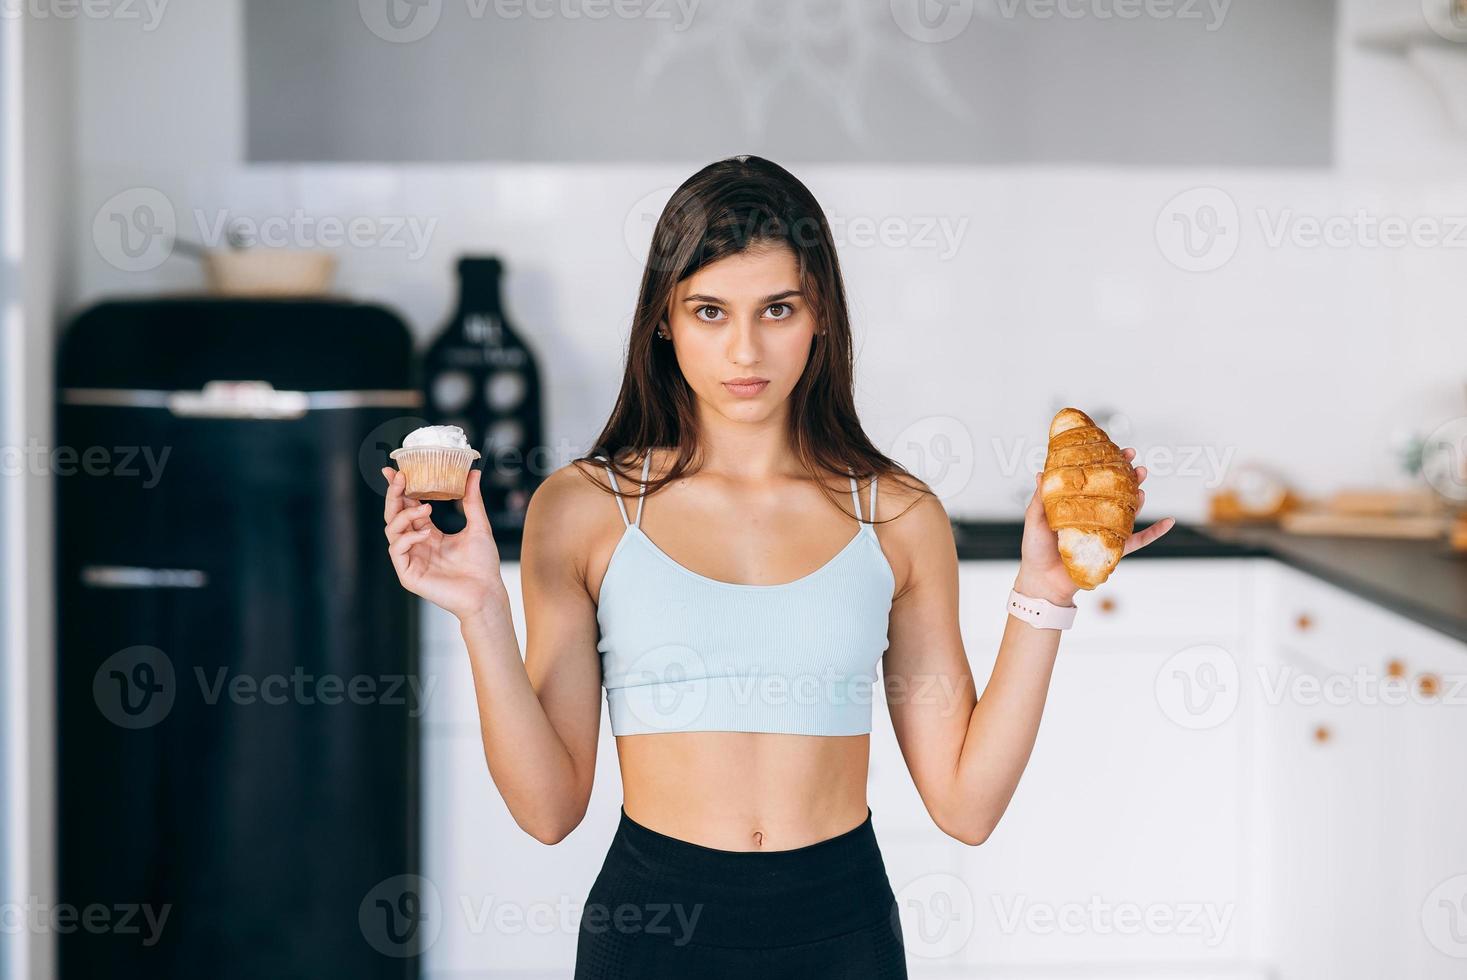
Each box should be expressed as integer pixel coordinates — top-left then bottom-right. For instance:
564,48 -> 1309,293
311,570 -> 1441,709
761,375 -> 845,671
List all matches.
380,155 -> 1173,977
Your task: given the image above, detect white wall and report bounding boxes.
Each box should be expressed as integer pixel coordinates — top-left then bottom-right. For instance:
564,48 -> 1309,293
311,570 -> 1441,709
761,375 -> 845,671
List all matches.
5,9 -> 76,980
69,0 -> 1467,522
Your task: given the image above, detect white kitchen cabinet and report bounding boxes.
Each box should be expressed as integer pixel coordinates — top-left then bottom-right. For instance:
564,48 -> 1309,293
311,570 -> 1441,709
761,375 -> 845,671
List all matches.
1379,612 -> 1467,977
1257,563 -> 1467,980
950,560 -> 1258,973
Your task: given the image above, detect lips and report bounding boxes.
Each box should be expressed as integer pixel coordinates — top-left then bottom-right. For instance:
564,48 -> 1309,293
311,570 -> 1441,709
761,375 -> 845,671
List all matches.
722,378 -> 770,398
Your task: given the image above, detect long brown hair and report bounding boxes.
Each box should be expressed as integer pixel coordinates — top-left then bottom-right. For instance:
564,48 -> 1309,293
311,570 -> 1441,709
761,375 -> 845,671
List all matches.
577,155 -> 928,525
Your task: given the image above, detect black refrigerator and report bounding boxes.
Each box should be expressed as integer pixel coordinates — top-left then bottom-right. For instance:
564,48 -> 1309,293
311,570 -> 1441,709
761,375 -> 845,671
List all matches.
56,299 -> 424,978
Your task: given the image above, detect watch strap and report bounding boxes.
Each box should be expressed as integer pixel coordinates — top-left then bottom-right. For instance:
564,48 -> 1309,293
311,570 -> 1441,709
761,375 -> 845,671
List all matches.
1007,588 -> 1077,630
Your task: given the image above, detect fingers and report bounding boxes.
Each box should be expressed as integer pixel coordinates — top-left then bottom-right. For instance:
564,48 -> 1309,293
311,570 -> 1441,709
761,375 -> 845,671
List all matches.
386,502 -> 432,540
1122,447 -> 1136,462
390,528 -> 431,557
462,469 -> 491,532
1134,465 -> 1148,486
1123,517 -> 1176,556
383,467 -> 406,522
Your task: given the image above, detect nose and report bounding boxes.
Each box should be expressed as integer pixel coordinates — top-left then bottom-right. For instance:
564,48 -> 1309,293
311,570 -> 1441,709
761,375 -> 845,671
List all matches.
725,314 -> 762,366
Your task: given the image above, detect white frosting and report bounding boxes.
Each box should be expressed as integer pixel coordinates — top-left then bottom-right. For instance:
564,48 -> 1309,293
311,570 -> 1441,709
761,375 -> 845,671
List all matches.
402,425 -> 471,450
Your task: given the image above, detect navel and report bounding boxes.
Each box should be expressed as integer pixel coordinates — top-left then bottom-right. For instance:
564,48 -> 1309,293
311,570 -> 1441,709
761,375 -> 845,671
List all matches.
752,830 -> 764,848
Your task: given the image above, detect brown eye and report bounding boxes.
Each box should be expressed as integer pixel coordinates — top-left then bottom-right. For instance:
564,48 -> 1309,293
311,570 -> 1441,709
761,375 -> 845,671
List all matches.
766,303 -> 793,320
695,305 -> 724,322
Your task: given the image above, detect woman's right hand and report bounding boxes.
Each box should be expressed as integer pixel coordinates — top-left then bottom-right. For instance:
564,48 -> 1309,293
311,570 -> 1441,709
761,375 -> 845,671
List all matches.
381,466 -> 504,622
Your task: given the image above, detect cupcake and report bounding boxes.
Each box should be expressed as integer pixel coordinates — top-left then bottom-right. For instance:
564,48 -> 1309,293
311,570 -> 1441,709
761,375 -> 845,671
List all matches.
389,425 -> 480,500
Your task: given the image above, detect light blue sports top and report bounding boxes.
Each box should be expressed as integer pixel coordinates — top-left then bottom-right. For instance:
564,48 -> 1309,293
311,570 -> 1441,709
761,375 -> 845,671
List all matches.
593,453 -> 895,737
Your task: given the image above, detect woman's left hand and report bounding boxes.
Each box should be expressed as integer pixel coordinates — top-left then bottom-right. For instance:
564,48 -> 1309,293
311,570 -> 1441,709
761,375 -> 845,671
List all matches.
1013,448 -> 1176,605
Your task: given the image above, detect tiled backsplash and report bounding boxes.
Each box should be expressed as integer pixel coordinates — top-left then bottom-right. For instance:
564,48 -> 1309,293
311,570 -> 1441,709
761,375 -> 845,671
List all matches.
73,163 -> 1467,521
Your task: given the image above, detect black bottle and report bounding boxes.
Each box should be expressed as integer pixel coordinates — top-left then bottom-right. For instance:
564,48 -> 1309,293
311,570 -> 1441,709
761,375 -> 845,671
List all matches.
422,257 -> 544,533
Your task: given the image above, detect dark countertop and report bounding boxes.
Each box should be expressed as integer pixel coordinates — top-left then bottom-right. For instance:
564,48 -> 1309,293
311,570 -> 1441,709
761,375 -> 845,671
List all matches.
948,520 -> 1466,646
492,518 -> 1466,646
1200,524 -> 1467,646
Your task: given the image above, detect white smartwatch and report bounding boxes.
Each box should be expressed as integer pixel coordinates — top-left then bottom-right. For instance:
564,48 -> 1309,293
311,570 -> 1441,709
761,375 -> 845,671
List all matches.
1007,588 -> 1077,631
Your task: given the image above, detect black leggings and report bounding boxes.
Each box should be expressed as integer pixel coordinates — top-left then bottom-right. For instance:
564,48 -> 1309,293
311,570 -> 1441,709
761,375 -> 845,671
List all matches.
574,805 -> 908,979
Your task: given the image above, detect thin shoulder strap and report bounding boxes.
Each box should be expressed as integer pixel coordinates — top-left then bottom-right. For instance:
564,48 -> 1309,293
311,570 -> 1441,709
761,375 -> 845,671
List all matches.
847,468 -> 864,524
633,453 -> 651,527
596,455 -> 632,527
869,475 -> 878,526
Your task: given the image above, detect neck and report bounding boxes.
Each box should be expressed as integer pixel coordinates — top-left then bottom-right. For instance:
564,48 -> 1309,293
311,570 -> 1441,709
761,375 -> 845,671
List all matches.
692,403 -> 796,479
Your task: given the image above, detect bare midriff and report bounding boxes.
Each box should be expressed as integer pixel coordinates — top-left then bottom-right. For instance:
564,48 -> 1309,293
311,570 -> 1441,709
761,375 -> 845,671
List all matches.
615,730 -> 871,851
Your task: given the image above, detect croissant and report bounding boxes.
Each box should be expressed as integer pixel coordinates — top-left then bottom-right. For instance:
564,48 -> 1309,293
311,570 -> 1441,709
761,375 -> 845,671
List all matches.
1040,408 -> 1140,589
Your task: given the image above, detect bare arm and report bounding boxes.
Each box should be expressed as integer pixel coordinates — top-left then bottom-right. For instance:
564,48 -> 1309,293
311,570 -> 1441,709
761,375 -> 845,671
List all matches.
883,452 -> 1173,845
381,464 -> 604,844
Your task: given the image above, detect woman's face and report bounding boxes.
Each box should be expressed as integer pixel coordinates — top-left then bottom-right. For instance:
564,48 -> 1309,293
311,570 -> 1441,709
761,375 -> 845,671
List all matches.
664,242 -> 818,424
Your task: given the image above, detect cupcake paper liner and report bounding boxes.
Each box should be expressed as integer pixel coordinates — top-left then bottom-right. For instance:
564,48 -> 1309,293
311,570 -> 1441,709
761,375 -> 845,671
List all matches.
389,446 -> 480,501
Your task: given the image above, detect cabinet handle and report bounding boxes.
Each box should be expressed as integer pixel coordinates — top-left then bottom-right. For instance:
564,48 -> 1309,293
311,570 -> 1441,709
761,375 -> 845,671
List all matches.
1312,724 -> 1331,745
1098,597 -> 1118,615
1295,613 -> 1314,632
1417,674 -> 1441,700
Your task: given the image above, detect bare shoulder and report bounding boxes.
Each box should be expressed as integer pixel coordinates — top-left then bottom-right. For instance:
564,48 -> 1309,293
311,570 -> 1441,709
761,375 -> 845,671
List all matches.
870,470 -> 956,599
522,458 -> 622,582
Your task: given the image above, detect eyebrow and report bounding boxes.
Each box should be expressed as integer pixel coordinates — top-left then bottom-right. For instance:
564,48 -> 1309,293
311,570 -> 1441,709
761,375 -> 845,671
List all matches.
682,289 -> 803,305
